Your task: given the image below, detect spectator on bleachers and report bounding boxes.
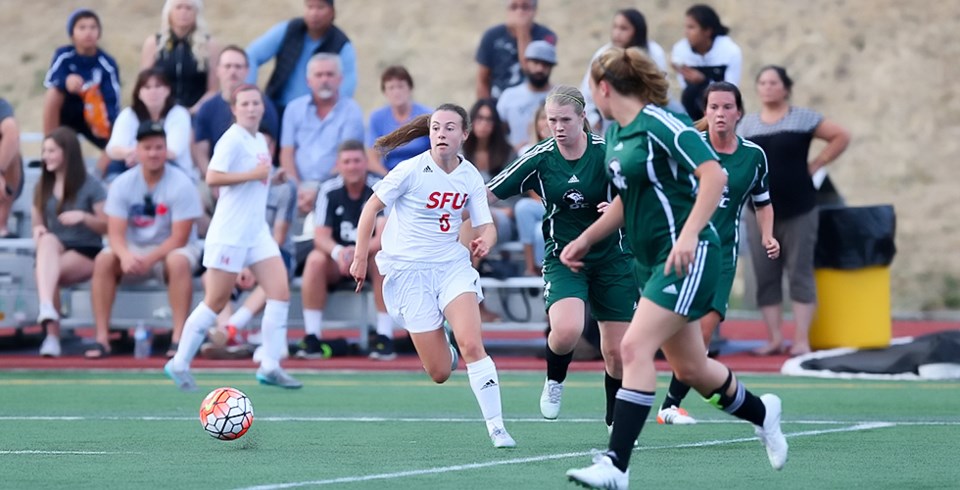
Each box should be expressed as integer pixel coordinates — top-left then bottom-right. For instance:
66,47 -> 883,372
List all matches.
42,8 -> 121,176
476,0 -> 557,100
193,46 -> 280,175
671,4 -> 742,120
85,121 -> 203,359
298,140 -> 393,359
32,127 -> 107,357
105,68 -> 194,180
739,65 -> 850,357
497,40 -> 556,150
0,98 -> 24,238
365,66 -> 431,176
461,100 -> 516,323
518,101 -> 548,154
581,9 -> 669,131
140,0 -> 219,113
279,53 -> 364,215
246,0 -> 357,115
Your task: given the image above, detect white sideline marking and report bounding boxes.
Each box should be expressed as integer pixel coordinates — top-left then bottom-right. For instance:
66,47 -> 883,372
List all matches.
0,450 -> 129,455
232,422 -> 896,490
0,415 -> 958,426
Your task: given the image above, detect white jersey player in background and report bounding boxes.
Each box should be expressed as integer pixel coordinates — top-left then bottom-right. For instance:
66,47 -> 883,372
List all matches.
166,84 -> 301,391
350,104 -> 516,448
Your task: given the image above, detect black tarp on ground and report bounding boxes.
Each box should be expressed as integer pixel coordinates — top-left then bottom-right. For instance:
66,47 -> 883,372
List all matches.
783,331 -> 960,379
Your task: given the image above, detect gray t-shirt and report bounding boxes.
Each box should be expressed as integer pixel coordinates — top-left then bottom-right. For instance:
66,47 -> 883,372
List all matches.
43,173 -> 107,248
265,179 -> 296,256
104,164 -> 202,247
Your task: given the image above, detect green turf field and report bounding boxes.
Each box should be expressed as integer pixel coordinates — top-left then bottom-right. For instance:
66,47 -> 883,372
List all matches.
0,370 -> 957,489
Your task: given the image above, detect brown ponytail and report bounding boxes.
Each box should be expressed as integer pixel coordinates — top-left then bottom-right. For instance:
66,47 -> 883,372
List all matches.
374,103 -> 470,154
590,46 -> 669,107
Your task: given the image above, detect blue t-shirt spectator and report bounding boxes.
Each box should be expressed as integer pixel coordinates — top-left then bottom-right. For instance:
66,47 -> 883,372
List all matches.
365,103 -> 432,172
280,95 -> 364,182
246,21 -> 357,108
475,24 -> 556,99
43,46 -> 122,146
194,94 -> 281,157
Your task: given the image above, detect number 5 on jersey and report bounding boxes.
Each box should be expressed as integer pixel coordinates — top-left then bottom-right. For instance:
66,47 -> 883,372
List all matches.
439,213 -> 451,232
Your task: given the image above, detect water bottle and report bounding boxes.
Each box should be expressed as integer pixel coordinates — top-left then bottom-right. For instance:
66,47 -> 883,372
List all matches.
133,321 -> 151,359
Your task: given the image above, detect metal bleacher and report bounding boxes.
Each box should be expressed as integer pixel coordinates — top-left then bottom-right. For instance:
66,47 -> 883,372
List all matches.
0,137 -> 548,346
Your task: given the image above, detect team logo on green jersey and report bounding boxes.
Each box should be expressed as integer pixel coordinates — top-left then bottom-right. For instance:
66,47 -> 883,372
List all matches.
563,189 -> 588,209
609,158 -> 627,190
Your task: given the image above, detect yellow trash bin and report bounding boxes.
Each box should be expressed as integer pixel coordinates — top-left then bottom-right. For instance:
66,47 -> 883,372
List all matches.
810,266 -> 891,350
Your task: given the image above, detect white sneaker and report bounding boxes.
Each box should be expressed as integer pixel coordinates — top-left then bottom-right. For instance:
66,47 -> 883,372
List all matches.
606,424 -> 639,447
489,426 -> 516,448
539,379 -> 564,419
657,406 -> 697,425
37,303 -> 59,325
754,394 -> 788,470
39,335 -> 61,358
566,452 -> 629,489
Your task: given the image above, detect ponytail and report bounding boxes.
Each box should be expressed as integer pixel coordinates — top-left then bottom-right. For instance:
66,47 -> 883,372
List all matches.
590,46 -> 669,107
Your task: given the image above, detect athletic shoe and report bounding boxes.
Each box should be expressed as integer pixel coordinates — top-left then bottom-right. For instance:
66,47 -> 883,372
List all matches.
39,335 -> 61,358
368,334 -> 397,361
539,379 -> 564,419
256,367 -> 303,389
754,394 -> 788,470
442,321 -> 458,371
295,334 -> 328,359
657,406 -> 697,425
164,359 -> 197,392
489,427 -> 517,448
37,302 -> 59,325
566,452 -> 629,489
606,424 -> 639,447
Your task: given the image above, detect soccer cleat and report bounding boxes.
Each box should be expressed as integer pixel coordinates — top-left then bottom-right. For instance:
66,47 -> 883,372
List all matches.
164,359 -> 197,392
754,394 -> 788,470
38,335 -> 61,358
657,406 -> 697,425
442,321 -> 459,371
489,427 -> 517,448
606,424 -> 639,448
256,367 -> 303,389
295,334 -> 328,359
368,334 -> 397,361
539,379 -> 564,419
566,452 -> 629,489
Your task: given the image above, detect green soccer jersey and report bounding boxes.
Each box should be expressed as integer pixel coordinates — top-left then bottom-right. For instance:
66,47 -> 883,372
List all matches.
488,134 -> 627,262
605,105 -> 720,268
704,133 -> 771,267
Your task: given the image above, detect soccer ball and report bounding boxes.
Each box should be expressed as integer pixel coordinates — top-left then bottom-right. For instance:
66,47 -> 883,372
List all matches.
199,387 -> 254,440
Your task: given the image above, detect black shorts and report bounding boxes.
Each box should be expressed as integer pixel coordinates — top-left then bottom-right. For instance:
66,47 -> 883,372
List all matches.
66,245 -> 102,261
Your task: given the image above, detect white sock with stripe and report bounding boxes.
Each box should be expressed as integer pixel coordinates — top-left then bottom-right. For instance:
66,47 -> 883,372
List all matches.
466,356 -> 505,434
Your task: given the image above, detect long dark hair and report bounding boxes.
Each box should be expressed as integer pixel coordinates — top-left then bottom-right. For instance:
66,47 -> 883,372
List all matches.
694,81 -> 744,132
375,103 -> 470,154
461,99 -> 512,174
34,127 -> 87,220
686,4 -> 730,40
131,68 -> 175,121
616,8 -> 649,51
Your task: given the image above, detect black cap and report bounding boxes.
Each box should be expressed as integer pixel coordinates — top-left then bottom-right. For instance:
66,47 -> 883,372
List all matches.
136,120 -> 166,141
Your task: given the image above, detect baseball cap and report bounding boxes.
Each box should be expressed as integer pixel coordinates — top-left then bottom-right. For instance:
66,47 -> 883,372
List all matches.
524,40 -> 557,65
136,120 -> 166,141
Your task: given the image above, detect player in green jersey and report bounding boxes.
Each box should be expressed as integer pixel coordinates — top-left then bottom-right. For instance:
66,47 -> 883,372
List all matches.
487,85 -> 637,425
657,82 -> 781,426
563,48 -> 787,489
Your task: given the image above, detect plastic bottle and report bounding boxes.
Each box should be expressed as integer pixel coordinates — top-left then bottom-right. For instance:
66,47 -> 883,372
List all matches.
133,321 -> 151,359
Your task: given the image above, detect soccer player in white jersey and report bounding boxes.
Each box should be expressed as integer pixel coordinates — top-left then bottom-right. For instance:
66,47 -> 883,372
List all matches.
349,104 -> 516,448
166,84 -> 301,391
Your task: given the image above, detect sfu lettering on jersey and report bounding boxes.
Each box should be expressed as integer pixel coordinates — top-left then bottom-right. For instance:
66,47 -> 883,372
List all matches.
425,192 -> 468,210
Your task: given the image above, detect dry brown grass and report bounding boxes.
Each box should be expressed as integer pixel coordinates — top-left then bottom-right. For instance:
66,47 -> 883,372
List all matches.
2,0 -> 958,310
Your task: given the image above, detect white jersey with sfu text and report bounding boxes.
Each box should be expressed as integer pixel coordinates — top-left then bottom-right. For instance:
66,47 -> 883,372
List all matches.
374,150 -> 493,264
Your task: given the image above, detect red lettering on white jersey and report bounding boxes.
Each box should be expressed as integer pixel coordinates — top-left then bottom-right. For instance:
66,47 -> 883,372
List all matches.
425,192 -> 468,210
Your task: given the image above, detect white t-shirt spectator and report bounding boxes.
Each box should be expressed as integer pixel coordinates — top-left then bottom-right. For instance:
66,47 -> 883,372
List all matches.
373,151 -> 493,264
497,84 -> 550,148
205,124 -> 273,246
104,164 -> 202,246
670,35 -> 742,89
106,105 -> 194,172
